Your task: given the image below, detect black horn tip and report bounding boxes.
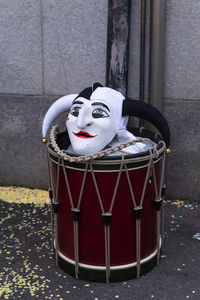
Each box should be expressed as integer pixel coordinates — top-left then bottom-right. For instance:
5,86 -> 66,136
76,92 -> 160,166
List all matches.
93,82 -> 104,90
122,99 -> 170,147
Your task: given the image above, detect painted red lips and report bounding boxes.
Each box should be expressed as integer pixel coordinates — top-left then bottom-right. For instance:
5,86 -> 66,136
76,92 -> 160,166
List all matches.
73,131 -> 97,139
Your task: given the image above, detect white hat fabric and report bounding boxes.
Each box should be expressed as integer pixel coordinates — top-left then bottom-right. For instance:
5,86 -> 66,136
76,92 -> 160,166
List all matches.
42,94 -> 78,138
90,87 -> 145,153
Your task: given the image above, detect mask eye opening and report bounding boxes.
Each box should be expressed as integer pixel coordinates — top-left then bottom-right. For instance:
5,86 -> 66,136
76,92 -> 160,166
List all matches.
92,108 -> 109,119
70,106 -> 81,117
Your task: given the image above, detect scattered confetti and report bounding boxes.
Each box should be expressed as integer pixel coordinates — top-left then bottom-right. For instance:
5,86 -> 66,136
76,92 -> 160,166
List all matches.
0,188 -> 199,299
0,186 -> 49,206
193,233 -> 200,241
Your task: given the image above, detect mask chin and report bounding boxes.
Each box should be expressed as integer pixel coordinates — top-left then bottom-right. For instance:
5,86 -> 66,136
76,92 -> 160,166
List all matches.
69,131 -> 116,155
71,144 -> 101,155
71,146 -> 95,156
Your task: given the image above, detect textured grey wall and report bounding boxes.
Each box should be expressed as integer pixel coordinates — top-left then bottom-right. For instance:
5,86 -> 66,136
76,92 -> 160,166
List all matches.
165,0 -> 200,100
0,0 -> 200,201
0,0 -> 107,94
42,0 -> 107,94
164,100 -> 200,201
0,1 -> 43,94
128,0 -> 200,202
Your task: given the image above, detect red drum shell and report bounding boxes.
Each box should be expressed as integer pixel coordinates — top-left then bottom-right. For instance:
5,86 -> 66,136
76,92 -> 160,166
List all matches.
49,146 -> 164,270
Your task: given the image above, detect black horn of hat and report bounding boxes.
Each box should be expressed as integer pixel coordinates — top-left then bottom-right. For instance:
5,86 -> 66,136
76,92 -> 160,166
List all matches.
122,99 -> 170,148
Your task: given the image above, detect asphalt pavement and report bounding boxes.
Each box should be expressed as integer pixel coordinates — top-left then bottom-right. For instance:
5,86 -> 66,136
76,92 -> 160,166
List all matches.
0,199 -> 199,300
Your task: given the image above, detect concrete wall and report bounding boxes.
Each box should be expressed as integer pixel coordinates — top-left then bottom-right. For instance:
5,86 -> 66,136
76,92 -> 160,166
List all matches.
0,0 -> 199,201
128,0 -> 200,202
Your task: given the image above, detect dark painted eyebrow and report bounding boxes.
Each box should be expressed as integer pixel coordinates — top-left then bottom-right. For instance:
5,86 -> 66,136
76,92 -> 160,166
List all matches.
72,100 -> 84,105
91,102 -> 110,112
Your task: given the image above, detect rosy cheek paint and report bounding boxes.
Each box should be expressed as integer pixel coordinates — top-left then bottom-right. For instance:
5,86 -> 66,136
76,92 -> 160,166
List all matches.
67,117 -> 70,121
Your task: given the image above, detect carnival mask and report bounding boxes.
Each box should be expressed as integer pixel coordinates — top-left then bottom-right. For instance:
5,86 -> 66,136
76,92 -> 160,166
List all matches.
42,83 -> 170,155
66,97 -> 116,155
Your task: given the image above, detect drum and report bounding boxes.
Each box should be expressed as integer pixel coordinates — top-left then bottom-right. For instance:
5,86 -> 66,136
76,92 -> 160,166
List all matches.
47,127 -> 166,282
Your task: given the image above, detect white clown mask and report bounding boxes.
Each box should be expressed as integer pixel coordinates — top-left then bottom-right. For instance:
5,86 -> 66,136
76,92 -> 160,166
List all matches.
42,83 -> 148,155
66,97 -> 116,155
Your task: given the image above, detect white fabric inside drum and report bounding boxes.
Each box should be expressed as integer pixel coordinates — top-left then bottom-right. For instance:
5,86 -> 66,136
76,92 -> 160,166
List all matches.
105,139 -> 155,156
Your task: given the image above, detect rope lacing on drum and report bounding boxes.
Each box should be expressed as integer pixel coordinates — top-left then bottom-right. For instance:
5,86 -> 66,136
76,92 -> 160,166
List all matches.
49,125 -> 160,163
47,153 -> 61,266
161,184 -> 166,245
151,148 -> 166,266
47,150 -> 55,254
90,156 -> 125,283
124,149 -> 154,277
62,159 -> 89,279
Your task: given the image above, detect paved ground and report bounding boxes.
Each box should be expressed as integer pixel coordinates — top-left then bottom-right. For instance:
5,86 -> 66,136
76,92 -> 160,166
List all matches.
0,198 -> 199,300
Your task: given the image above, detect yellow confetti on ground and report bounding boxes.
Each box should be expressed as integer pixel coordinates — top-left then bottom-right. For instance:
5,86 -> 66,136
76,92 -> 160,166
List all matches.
0,186 -> 49,206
